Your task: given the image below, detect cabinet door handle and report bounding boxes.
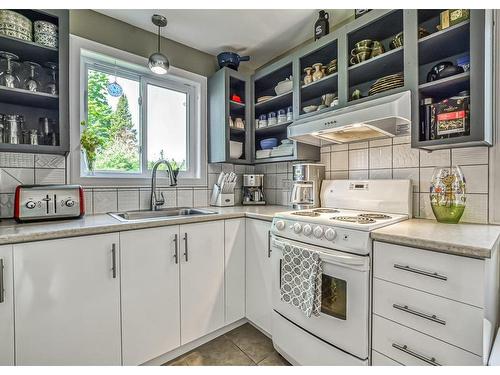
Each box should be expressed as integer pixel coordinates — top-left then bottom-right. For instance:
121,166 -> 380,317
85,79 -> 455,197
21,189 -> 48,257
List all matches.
0,258 -> 4,303
267,231 -> 272,258
183,233 -> 188,262
393,303 -> 446,325
111,243 -> 117,279
393,263 -> 447,281
173,234 -> 179,264
392,343 -> 440,366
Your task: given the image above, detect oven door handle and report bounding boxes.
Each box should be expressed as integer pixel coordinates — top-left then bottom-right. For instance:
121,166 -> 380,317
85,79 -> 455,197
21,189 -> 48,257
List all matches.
270,237 -> 369,270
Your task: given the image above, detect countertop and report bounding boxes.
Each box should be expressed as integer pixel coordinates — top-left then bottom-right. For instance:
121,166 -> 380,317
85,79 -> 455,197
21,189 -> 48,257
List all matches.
371,219 -> 500,259
0,205 -> 292,245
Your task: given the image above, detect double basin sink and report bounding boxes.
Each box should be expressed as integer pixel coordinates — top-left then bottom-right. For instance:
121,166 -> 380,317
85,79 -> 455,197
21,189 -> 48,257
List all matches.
109,207 -> 217,222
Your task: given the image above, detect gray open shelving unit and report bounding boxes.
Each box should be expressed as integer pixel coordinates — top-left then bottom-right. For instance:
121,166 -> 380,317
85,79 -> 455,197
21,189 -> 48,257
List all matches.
0,9 -> 69,155
208,9 -> 493,164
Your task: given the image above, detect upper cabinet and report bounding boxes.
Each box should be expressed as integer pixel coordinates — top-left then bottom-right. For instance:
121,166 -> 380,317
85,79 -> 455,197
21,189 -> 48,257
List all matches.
0,9 -> 69,154
208,67 -> 252,164
412,9 -> 492,149
208,9 -> 493,162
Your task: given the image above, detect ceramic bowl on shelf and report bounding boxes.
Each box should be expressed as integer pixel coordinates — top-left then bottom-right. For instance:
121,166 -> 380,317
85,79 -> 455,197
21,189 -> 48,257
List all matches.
0,10 -> 32,41
274,76 -> 293,95
260,138 -> 278,150
229,141 -> 243,159
303,105 -> 318,113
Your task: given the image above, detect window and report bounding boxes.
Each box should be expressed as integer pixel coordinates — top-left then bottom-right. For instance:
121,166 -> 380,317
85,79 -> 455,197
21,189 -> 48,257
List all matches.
70,36 -> 207,187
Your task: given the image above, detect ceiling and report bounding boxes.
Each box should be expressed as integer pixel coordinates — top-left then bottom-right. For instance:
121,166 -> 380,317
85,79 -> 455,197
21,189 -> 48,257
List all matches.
96,9 -> 354,69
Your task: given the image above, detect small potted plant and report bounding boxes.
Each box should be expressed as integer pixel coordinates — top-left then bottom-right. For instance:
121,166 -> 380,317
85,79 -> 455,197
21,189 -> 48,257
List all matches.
80,121 -> 102,175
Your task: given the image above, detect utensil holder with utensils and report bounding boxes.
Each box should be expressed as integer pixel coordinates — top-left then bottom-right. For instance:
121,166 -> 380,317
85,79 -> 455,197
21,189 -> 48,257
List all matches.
210,172 -> 237,207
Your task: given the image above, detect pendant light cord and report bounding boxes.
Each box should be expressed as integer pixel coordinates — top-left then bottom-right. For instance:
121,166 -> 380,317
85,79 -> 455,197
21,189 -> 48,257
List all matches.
157,25 -> 161,53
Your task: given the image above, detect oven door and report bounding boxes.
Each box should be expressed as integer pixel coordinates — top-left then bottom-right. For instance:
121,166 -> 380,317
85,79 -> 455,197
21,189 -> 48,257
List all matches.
271,235 -> 370,360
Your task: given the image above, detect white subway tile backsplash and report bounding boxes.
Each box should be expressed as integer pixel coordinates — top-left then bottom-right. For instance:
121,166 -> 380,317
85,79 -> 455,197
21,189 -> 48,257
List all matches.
93,190 -> 118,214
160,189 -> 177,208
331,171 -> 348,179
349,149 -> 368,170
369,138 -> 392,147
349,141 -> 368,150
331,151 -> 348,171
276,162 -> 288,173
393,144 -> 419,168
452,146 -> 489,166
419,149 -> 451,167
35,168 -> 65,185
265,163 -> 277,174
264,189 -> 276,204
193,189 -> 208,207
369,146 -> 392,169
393,135 -> 411,144
0,152 -> 34,168
349,170 -> 368,180
393,168 -> 419,193
419,167 -> 435,194
0,193 -> 14,218
83,189 -> 93,214
461,165 -> 488,194
234,164 -> 246,174
412,193 -> 419,217
320,152 -> 331,171
419,193 -> 433,219
369,169 -> 392,179
177,189 -> 194,207
35,154 -> 65,169
117,189 -> 140,211
276,173 -> 288,189
221,163 -> 234,173
0,168 -> 35,193
461,194 -> 488,224
332,144 -> 348,152
208,163 -> 222,174
265,174 -> 277,189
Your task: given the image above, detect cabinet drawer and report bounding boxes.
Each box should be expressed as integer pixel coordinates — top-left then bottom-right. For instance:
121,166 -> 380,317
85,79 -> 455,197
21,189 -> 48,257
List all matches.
372,350 -> 401,366
373,241 -> 484,307
373,315 -> 483,366
373,278 -> 483,355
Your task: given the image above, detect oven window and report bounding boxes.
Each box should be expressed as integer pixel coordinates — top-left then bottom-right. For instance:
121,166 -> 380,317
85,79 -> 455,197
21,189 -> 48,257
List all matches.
321,274 -> 347,320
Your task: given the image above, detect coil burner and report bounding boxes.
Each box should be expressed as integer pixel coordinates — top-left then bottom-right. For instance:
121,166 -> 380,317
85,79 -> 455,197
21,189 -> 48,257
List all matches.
291,211 -> 320,217
312,208 -> 340,214
358,213 -> 392,220
330,216 -> 376,224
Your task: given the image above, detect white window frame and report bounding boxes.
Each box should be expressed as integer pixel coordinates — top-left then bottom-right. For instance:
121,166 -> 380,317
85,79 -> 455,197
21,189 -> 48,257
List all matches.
69,35 -> 207,187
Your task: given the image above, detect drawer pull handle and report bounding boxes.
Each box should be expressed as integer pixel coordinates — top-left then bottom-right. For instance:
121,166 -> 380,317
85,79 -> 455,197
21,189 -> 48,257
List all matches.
0,258 -> 4,303
111,243 -> 117,279
173,234 -> 179,264
393,263 -> 447,281
392,343 -> 440,366
393,303 -> 446,325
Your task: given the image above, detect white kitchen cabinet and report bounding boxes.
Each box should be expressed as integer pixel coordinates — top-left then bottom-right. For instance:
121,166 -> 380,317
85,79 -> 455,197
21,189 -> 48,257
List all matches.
245,218 -> 273,334
14,234 -> 121,365
224,218 -> 246,324
0,245 -> 14,366
120,226 -> 181,365
180,221 -> 225,345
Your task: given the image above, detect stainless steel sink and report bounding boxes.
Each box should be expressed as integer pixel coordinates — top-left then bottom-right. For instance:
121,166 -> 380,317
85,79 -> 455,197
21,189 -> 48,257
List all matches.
108,207 -> 217,222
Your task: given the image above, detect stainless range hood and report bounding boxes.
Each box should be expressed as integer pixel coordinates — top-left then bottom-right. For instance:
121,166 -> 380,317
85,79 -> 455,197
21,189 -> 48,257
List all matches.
288,90 -> 411,145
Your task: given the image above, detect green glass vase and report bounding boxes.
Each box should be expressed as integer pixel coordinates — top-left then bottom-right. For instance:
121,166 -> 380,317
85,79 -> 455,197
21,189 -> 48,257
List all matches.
430,166 -> 466,224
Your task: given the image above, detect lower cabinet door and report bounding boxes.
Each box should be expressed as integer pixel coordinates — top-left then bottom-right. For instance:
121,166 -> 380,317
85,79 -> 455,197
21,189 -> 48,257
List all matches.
180,221 -> 225,345
14,234 -> 121,365
245,219 -> 273,334
0,245 -> 14,365
224,218 -> 246,324
120,226 -> 181,365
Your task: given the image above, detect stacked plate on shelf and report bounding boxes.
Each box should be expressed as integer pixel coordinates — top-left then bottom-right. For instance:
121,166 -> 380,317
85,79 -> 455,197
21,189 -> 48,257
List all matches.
0,10 -> 32,41
368,73 -> 404,96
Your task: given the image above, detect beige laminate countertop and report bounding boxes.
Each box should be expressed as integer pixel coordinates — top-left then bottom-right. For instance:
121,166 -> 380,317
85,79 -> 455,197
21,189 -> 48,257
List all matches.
0,205 -> 291,245
371,219 -> 500,259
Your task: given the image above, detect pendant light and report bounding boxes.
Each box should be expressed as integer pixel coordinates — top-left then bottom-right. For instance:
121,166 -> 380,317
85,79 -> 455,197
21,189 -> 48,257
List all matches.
148,14 -> 169,75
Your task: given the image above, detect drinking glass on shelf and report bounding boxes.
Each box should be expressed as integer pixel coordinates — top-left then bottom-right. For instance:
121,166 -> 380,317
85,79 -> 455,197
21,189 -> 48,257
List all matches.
0,51 -> 21,88
23,61 -> 42,92
44,62 -> 58,95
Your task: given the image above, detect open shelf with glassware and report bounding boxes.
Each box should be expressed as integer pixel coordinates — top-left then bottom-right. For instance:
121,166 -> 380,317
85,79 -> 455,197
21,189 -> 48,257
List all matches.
413,9 -> 491,149
0,9 -> 68,154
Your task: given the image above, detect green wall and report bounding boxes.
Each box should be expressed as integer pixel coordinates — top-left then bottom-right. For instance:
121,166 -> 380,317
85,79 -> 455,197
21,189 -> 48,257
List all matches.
69,10 -> 218,77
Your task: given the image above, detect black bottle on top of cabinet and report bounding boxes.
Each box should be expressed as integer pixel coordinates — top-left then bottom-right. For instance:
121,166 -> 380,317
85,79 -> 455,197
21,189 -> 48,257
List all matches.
314,10 -> 329,41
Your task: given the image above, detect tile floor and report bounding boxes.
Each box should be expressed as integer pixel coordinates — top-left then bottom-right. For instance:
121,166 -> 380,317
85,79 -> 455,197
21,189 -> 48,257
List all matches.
165,323 -> 290,366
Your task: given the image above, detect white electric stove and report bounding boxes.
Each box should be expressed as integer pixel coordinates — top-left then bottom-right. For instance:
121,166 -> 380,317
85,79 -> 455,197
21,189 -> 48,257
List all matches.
270,179 -> 412,366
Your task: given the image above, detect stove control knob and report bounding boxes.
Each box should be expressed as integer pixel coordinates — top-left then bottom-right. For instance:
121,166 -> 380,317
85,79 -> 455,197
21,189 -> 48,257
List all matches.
313,226 -> 323,238
292,222 -> 302,234
275,220 -> 285,231
303,224 -> 312,236
25,201 -> 36,209
325,228 -> 337,241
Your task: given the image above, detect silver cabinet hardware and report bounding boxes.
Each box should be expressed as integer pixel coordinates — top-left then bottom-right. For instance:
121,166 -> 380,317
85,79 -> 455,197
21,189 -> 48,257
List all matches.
393,303 -> 446,325
0,258 -> 4,303
392,343 -> 440,366
267,231 -> 272,258
393,263 -> 447,281
183,233 -> 188,262
111,243 -> 117,279
173,234 -> 179,264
